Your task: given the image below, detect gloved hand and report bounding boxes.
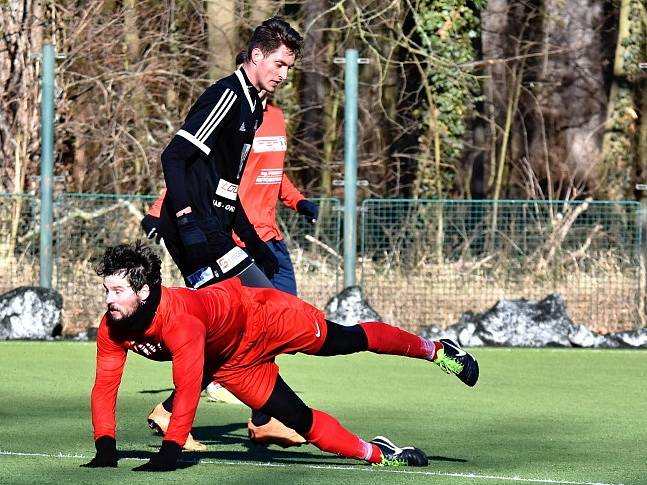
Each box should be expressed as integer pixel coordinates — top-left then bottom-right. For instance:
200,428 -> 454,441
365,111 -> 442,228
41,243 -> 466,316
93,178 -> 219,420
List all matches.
176,213 -> 209,275
297,199 -> 318,224
80,436 -> 118,468
132,440 -> 181,472
141,214 -> 162,244
246,240 -> 279,279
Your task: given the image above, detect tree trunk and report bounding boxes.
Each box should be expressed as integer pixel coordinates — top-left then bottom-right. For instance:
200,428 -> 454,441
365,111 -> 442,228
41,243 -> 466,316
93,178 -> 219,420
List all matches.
639,79 -> 647,188
0,0 -> 43,260
480,0 -> 511,197
206,0 -> 238,79
386,7 -> 422,198
481,1 -> 546,198
123,0 -> 147,193
0,0 -> 43,194
530,0 -> 607,192
248,0 -> 276,26
295,0 -> 329,194
599,0 -> 645,199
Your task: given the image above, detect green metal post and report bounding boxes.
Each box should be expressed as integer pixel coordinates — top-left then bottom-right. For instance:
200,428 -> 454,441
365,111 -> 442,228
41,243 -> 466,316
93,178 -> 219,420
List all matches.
39,44 -> 55,288
343,49 -> 359,288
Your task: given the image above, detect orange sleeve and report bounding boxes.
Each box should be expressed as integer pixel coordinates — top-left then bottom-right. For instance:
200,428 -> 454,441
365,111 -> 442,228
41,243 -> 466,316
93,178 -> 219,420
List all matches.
278,174 -> 305,211
91,316 -> 127,440
147,189 -> 167,218
161,315 -> 206,446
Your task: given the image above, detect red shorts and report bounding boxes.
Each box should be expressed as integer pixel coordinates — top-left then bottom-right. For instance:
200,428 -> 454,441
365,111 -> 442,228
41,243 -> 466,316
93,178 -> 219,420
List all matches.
212,290 -> 328,409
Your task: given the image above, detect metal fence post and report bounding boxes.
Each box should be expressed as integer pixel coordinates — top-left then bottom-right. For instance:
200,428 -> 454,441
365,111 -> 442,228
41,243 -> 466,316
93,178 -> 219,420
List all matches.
39,44 -> 55,288
636,184 -> 647,323
342,49 -> 359,288
333,51 -> 369,288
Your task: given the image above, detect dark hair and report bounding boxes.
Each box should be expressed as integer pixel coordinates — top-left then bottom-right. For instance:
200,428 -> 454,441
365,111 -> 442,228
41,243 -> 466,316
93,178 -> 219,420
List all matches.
235,49 -> 247,67
95,241 -> 162,292
246,17 -> 303,61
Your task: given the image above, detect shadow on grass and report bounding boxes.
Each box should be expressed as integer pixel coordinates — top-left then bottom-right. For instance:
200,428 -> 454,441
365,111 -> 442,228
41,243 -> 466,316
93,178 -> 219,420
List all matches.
122,423 -> 468,469
138,388 -> 175,394
119,447 -> 351,470
428,455 -> 467,463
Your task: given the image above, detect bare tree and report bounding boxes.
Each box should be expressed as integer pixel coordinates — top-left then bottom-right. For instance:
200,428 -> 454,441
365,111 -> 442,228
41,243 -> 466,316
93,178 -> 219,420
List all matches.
1,0 -> 641,205
0,0 -> 43,194
206,0 -> 238,80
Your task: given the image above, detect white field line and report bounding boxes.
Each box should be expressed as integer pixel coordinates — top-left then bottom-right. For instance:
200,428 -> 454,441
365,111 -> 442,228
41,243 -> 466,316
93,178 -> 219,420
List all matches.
0,450 -> 624,485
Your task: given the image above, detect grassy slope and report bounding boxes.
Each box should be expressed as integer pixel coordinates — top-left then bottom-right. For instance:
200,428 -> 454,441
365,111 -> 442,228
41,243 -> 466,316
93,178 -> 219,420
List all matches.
0,342 -> 644,484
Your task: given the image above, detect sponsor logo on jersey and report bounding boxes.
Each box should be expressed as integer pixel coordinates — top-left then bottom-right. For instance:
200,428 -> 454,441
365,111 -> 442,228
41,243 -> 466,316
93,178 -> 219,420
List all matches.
215,179 -> 239,201
212,199 -> 236,212
255,168 -> 282,185
127,341 -> 171,360
216,246 -> 248,273
253,136 -> 287,153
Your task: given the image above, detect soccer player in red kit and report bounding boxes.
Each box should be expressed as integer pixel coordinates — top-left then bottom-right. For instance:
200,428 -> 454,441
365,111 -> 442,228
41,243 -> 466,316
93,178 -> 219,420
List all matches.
81,242 -> 479,472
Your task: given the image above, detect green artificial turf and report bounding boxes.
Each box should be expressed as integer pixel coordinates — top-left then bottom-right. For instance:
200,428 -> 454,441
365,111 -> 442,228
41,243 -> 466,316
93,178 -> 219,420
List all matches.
0,342 -> 644,484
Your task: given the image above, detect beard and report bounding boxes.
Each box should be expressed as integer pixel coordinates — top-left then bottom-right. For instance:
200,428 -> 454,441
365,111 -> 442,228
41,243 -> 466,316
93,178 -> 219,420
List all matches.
107,303 -> 138,321
106,302 -> 143,327
105,284 -> 162,332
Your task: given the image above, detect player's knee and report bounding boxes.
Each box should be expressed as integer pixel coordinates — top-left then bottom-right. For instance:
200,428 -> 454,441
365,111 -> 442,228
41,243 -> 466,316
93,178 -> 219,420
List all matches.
259,376 -> 314,434
316,321 -> 368,356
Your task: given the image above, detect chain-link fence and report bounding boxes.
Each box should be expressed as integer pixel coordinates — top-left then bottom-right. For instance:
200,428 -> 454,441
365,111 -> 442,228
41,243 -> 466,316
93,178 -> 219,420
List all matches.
360,199 -> 643,333
53,194 -> 343,330
1,194 -> 643,334
0,193 -> 342,332
276,198 -> 343,305
0,193 -> 38,295
51,194 -> 169,329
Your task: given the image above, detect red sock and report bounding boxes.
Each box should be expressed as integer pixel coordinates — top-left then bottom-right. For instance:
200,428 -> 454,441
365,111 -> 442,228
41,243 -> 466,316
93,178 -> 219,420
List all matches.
359,322 -> 442,360
305,409 -> 380,462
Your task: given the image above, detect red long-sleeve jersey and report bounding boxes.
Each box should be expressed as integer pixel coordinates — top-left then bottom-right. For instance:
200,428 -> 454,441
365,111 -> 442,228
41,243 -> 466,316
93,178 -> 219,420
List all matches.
91,279 -> 248,446
90,277 -> 326,447
233,103 -> 305,245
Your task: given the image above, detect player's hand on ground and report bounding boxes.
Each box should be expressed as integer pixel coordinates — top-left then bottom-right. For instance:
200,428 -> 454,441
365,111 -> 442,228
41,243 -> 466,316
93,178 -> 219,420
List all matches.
176,213 -> 209,273
141,214 -> 162,244
80,436 -> 118,468
248,240 -> 279,278
132,441 -> 181,472
297,199 -> 318,224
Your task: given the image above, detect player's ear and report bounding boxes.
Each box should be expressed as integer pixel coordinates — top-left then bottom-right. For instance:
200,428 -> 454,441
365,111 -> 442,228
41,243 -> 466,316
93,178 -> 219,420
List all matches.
251,47 -> 264,64
138,284 -> 151,302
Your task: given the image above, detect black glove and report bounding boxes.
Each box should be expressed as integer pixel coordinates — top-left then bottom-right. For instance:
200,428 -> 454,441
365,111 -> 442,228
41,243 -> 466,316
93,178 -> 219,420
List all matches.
297,199 -> 318,224
80,436 -> 118,468
176,213 -> 209,275
246,240 -> 279,279
141,214 -> 162,244
132,440 -> 181,472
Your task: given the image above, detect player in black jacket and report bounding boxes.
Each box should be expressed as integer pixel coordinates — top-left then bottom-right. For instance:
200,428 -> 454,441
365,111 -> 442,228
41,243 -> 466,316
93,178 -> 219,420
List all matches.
155,18 -> 302,289
140,18 -> 305,455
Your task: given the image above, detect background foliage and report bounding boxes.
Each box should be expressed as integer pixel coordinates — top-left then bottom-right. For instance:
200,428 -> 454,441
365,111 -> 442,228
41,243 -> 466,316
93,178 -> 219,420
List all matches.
1,0 -> 646,202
